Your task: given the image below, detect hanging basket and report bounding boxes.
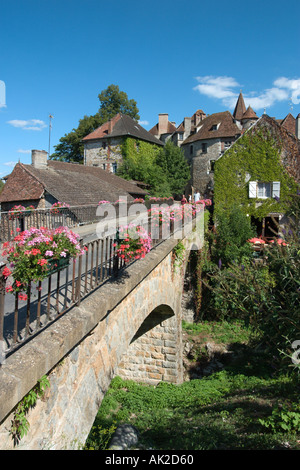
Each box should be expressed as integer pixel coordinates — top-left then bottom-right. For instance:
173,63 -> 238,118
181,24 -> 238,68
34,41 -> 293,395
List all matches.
47,257 -> 70,275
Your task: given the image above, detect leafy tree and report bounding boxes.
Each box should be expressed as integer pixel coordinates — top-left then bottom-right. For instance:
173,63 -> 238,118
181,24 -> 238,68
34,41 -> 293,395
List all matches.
117,138 -> 171,197
211,204 -> 255,267
50,85 -> 139,162
156,141 -> 191,197
118,139 -> 190,197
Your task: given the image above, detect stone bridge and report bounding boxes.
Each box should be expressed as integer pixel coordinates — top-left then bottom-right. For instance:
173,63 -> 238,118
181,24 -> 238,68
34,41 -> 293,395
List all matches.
0,218 -> 203,450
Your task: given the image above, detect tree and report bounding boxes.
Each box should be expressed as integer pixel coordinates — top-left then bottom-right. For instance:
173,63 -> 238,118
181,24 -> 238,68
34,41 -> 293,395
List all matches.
117,138 -> 171,197
156,141 -> 191,197
50,85 -> 139,163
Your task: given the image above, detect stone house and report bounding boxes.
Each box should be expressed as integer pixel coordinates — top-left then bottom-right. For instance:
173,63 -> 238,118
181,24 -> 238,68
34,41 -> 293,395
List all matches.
213,113 -> 300,238
0,150 -> 147,214
180,93 -> 260,197
82,113 -> 163,172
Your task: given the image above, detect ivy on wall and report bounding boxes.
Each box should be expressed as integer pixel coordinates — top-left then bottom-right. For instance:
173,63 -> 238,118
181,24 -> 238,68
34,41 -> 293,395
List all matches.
214,125 -> 299,221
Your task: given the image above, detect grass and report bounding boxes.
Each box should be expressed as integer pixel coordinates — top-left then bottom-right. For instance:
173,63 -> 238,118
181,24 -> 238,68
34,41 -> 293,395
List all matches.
85,320 -> 300,450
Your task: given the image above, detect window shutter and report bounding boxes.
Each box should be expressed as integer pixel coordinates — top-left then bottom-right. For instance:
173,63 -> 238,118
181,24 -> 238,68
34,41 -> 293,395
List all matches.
249,181 -> 257,198
272,181 -> 280,199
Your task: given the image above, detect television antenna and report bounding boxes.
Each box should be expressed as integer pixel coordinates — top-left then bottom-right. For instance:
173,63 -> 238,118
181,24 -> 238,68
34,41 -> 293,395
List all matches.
48,114 -> 54,157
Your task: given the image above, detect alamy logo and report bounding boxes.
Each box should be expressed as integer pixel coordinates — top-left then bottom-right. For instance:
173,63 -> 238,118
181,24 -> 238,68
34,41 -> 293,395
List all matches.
291,340 -> 300,365
0,80 -> 6,108
0,340 -> 6,365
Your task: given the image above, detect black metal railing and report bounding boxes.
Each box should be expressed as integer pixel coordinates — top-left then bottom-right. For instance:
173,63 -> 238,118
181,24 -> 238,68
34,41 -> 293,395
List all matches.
0,207 -> 202,358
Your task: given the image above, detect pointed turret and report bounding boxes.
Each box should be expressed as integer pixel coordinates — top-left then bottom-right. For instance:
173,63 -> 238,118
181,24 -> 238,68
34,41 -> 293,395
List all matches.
233,91 -> 246,121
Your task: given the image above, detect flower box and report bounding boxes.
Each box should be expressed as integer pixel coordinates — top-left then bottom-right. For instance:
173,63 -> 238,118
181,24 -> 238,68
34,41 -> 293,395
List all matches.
47,256 -> 70,275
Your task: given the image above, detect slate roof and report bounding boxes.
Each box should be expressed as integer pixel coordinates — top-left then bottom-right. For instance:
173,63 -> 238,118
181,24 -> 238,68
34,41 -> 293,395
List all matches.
82,113 -> 164,146
0,160 -> 147,206
182,111 -> 241,144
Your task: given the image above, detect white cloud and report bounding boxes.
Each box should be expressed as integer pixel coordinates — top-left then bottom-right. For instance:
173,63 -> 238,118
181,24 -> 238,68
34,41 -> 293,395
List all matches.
138,120 -> 149,126
194,76 -> 240,107
4,161 -> 17,167
194,75 -> 300,111
7,119 -> 47,131
17,149 -> 31,154
273,77 -> 300,105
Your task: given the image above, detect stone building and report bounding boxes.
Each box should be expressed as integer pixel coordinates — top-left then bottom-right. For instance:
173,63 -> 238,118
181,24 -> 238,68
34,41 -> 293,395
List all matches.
180,92 -> 260,197
82,113 -> 163,172
213,113 -> 300,238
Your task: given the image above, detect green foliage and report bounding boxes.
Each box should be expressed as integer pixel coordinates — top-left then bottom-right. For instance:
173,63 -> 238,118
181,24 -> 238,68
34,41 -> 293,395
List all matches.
211,204 -> 255,267
214,128 -> 299,220
10,375 -> 50,445
156,141 -> 191,196
84,422 -> 117,450
87,364 -> 300,450
117,138 -> 170,196
172,241 -> 185,272
51,84 -> 139,162
118,139 -> 190,197
259,405 -> 300,434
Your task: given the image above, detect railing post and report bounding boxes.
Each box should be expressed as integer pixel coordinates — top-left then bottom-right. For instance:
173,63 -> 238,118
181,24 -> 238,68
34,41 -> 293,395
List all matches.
0,263 -> 6,345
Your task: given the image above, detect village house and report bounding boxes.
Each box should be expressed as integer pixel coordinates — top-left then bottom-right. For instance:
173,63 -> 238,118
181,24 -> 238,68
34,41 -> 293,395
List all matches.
0,150 -> 147,213
213,113 -> 300,238
82,113 -> 163,172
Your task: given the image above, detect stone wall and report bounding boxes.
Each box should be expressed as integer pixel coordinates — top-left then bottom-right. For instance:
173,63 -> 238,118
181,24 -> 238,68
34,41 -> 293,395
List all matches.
116,305 -> 183,385
84,137 -> 123,172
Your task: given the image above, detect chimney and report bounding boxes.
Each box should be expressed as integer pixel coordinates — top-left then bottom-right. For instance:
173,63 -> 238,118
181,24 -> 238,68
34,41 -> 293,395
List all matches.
184,117 -> 191,138
158,114 -> 169,135
31,150 -> 48,169
296,114 -> 300,140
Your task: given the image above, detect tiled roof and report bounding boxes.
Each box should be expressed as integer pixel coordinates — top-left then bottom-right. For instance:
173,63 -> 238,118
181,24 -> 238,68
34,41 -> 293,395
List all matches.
0,160 -> 147,206
82,113 -> 163,146
0,163 -> 44,203
242,106 -> 258,120
182,111 -> 241,144
277,113 -> 296,136
233,92 -> 246,120
149,121 -> 177,136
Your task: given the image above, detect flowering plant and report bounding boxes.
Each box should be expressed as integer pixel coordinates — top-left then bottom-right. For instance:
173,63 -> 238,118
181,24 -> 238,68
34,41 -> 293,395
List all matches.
114,224 -> 152,262
98,200 -> 111,205
133,198 -> 145,203
2,226 -> 85,298
8,205 -> 26,219
50,202 -> 70,214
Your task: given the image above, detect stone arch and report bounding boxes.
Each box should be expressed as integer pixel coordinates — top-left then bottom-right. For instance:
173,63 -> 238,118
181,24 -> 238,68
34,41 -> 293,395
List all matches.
115,303 -> 183,385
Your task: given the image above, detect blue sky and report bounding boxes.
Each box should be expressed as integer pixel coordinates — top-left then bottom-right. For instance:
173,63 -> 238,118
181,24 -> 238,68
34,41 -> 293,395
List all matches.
1,0 -> 299,179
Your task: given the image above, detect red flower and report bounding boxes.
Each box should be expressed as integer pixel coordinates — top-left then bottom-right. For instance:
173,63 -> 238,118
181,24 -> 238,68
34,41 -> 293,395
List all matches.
3,266 -> 12,278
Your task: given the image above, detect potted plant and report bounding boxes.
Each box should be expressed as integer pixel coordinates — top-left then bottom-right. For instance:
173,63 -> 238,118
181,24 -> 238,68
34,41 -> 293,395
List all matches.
114,224 -> 152,262
50,201 -> 70,214
8,205 -> 26,220
2,226 -> 85,299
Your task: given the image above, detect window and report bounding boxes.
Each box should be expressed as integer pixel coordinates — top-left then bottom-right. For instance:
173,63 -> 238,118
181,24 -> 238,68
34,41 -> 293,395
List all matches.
178,133 -> 183,141
202,143 -> 207,153
257,182 -> 271,198
103,163 -> 106,170
112,162 -> 117,173
210,160 -> 215,172
249,181 -> 280,199
190,145 -> 193,155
